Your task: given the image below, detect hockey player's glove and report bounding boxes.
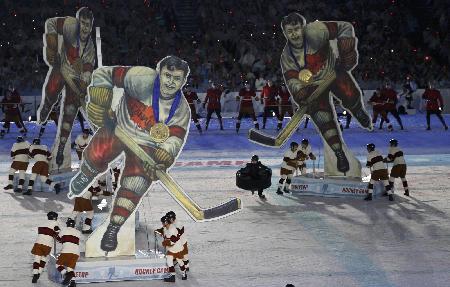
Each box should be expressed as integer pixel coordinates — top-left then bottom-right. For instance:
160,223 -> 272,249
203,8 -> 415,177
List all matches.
309,154 -> 317,160
337,37 -> 357,71
365,163 -> 371,168
87,87 -> 114,129
153,148 -> 174,168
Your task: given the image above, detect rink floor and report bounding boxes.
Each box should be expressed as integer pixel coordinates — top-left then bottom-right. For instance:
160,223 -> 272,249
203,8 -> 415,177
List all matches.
0,113 -> 450,287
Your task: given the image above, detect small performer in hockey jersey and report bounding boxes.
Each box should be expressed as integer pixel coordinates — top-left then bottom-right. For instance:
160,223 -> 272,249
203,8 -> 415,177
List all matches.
422,82 -> 448,130
261,80 -> 281,130
277,142 -> 299,194
56,218 -> 80,286
69,183 -> 109,234
160,215 -> 188,282
236,81 -> 259,133
203,82 -> 224,130
74,129 -> 91,160
183,84 -> 202,133
1,89 -> 27,136
296,139 -> 316,175
365,143 -> 393,201
166,211 -> 189,271
31,211 -> 60,283
4,136 -> 30,193
25,138 -> 61,195
385,139 -> 409,196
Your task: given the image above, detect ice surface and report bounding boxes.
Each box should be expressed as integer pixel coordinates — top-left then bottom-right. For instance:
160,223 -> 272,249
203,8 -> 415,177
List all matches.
0,114 -> 450,287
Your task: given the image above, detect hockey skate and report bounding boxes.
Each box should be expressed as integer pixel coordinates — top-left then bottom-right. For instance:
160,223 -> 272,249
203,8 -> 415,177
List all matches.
283,186 -> 290,194
334,150 -> 350,173
14,188 -> 22,193
23,190 -> 32,196
276,187 -> 283,195
364,193 -> 372,201
182,272 -> 188,280
404,190 -> 410,196
4,184 -> 13,190
82,228 -> 93,234
388,194 -> 394,201
100,223 -> 121,252
56,147 -> 65,167
31,274 -> 40,283
54,183 -> 61,194
68,280 -> 76,287
164,274 -> 176,282
62,271 -> 75,285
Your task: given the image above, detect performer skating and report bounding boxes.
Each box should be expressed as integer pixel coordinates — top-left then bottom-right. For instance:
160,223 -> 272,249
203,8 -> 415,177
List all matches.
380,83 -> 404,130
280,13 -> 372,173
277,142 -> 299,194
183,84 -> 202,133
236,81 -> 259,133
69,56 -> 190,253
261,80 -> 281,130
277,83 -> 294,125
1,90 -> 27,136
166,211 -> 190,271
25,138 -> 61,195
385,139 -> 409,196
4,136 -> 30,193
368,89 -> 392,130
296,139 -> 316,175
56,218 -> 80,286
38,7 -> 95,167
160,215 -> 188,282
422,82 -> 448,130
31,211 -> 60,283
364,143 -> 393,201
203,81 -> 224,130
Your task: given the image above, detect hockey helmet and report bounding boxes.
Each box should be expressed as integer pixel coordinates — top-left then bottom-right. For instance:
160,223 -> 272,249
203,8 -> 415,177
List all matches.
161,215 -> 169,225
251,155 -> 259,162
66,218 -> 76,228
33,138 -> 41,145
301,138 -> 309,146
47,211 -> 58,220
16,136 -> 24,143
389,139 -> 398,146
166,211 -> 176,221
290,141 -> 299,149
366,143 -> 375,151
83,128 -> 90,134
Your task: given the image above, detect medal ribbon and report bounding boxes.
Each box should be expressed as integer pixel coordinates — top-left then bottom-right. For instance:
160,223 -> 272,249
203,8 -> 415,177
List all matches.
152,76 -> 182,124
288,38 -> 307,70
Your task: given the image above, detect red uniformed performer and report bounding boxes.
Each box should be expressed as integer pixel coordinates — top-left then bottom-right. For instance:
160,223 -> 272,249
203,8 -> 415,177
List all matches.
422,82 -> 448,130
183,84 -> 202,133
368,88 -> 392,131
236,81 -> 259,133
261,80 -> 282,130
0,90 -> 27,136
380,83 -> 404,130
203,82 -> 224,130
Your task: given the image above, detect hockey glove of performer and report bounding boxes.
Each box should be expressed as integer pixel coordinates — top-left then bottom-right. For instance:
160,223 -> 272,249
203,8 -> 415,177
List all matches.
309,154 -> 317,161
337,37 -> 357,71
87,87 -> 115,129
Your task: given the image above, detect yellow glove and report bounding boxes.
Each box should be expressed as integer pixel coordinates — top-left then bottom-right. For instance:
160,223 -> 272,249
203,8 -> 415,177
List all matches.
153,148 -> 174,168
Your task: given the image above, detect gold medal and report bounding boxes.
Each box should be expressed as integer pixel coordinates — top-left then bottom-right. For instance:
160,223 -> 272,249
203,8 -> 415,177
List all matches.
298,69 -> 313,83
150,122 -> 170,143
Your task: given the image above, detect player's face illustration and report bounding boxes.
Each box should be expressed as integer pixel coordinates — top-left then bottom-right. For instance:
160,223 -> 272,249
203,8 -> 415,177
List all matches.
284,23 -> 303,48
160,66 -> 185,96
79,17 -> 93,42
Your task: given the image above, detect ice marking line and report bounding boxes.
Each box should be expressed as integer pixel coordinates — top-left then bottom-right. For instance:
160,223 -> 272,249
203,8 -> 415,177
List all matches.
272,194 -> 395,287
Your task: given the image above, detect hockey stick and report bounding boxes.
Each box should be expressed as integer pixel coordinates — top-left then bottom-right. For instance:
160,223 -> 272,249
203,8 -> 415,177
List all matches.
114,126 -> 241,222
312,160 -> 316,178
248,71 -> 336,147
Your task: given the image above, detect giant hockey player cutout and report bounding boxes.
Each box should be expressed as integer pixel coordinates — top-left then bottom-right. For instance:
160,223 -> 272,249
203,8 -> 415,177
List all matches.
280,13 -> 372,177
69,56 -> 191,257
38,7 -> 95,172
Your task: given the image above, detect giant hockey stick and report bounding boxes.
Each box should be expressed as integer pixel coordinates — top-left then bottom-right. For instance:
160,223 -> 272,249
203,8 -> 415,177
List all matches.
114,126 -> 241,222
248,71 -> 336,147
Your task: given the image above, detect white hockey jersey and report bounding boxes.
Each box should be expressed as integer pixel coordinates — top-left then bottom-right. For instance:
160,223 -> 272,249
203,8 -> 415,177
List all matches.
11,141 -> 31,162
387,146 -> 406,166
366,150 -> 386,171
60,227 -> 81,255
281,149 -> 298,171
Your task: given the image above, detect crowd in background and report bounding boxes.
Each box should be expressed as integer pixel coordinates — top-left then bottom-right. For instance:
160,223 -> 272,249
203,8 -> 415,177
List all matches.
0,0 -> 449,95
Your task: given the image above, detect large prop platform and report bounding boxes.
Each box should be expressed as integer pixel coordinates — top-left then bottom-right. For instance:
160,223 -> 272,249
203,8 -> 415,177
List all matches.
290,173 -> 383,198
